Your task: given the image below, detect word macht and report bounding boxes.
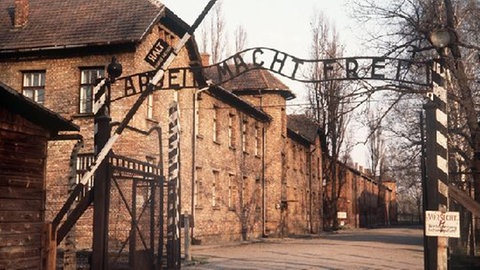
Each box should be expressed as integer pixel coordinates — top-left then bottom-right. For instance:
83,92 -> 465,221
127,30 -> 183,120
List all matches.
203,47 -> 433,86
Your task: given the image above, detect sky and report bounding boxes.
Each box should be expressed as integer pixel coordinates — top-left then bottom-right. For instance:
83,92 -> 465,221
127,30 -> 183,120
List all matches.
161,0 -> 372,166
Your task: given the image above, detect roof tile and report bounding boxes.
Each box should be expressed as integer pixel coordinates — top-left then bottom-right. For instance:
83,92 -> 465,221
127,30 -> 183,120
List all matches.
0,0 -> 164,51
287,114 -> 321,143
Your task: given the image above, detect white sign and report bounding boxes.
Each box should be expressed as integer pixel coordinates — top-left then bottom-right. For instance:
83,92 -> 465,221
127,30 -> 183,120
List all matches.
425,211 -> 460,238
337,212 -> 347,219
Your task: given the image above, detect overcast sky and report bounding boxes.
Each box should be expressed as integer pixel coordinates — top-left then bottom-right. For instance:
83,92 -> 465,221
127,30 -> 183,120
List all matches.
161,0 -> 365,56
161,0 -> 373,99
161,0 -> 371,166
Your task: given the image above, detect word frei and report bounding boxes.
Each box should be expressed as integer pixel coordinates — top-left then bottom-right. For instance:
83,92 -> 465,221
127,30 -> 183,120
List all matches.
114,47 -> 433,101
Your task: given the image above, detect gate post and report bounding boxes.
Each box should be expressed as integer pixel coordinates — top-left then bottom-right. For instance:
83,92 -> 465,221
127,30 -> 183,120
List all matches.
424,59 -> 449,270
91,78 -> 112,270
167,101 -> 181,269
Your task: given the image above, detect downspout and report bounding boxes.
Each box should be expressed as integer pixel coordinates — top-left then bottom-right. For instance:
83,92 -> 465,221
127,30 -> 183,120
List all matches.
191,87 -> 209,240
191,89 -> 197,241
261,97 -> 267,238
262,122 -> 267,237
308,146 -> 314,233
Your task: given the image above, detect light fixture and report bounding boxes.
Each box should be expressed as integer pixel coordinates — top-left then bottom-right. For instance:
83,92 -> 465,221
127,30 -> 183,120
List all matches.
107,56 -> 123,81
429,29 -> 452,49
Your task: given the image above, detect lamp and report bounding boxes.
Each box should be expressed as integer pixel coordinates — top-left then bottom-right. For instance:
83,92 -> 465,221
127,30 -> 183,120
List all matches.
107,56 -> 123,81
429,29 -> 452,49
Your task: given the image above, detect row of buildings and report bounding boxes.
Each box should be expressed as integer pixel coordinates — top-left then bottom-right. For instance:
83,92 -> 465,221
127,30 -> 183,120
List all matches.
0,0 -> 397,268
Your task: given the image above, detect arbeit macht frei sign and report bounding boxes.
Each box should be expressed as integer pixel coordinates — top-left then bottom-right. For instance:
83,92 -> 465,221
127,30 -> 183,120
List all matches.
114,46 -> 433,101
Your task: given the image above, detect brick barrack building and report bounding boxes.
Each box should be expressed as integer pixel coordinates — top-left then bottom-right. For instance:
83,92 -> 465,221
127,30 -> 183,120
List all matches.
0,0 -> 396,267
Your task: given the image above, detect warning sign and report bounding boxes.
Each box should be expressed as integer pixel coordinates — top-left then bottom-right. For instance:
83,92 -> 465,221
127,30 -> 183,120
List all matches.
144,38 -> 173,68
425,211 -> 460,238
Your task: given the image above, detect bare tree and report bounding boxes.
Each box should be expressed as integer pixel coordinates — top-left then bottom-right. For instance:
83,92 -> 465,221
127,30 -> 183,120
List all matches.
366,110 -> 386,178
305,12 -> 352,229
234,25 -> 248,52
351,0 -> 480,252
205,2 -> 227,63
199,1 -> 227,63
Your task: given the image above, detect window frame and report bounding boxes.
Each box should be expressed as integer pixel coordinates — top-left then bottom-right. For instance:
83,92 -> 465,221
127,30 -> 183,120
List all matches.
254,124 -> 261,157
213,105 -> 219,143
147,93 -> 154,120
22,71 -> 46,105
79,67 -> 105,114
228,113 -> 236,149
228,173 -> 237,210
212,170 -> 219,208
241,119 -> 248,153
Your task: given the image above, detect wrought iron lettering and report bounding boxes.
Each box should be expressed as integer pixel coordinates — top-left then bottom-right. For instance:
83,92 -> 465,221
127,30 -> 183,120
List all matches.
114,47 -> 433,101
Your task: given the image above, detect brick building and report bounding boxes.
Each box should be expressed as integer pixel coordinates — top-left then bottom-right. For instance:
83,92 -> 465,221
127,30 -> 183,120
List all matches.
324,160 -> 398,229
0,1 -> 394,264
0,0 -> 323,246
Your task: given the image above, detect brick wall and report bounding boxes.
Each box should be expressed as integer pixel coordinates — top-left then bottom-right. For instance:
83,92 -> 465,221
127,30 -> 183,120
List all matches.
325,160 -> 397,228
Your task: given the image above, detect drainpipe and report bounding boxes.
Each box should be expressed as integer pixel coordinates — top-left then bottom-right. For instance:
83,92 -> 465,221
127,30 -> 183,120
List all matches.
262,122 -> 267,237
308,146 -> 315,233
261,96 -> 268,238
191,86 -> 209,240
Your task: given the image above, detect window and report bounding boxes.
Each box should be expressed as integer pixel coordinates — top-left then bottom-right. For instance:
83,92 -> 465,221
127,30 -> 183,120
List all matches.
213,106 -> 219,142
212,171 -> 219,208
194,180 -> 200,208
228,113 -> 236,148
195,167 -> 202,208
22,71 -> 45,105
254,125 -> 261,156
241,119 -> 248,152
79,68 -> 104,114
75,154 -> 95,200
242,176 -> 248,207
228,174 -> 236,210
147,94 -> 154,119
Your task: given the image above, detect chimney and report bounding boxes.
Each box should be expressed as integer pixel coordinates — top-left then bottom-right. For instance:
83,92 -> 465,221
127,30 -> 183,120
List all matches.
14,0 -> 29,28
200,53 -> 210,66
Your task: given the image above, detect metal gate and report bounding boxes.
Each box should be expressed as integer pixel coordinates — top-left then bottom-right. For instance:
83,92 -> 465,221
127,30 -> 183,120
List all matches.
74,153 -> 166,269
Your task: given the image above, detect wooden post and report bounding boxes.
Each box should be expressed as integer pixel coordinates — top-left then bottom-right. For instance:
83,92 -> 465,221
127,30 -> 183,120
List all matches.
44,223 -> 57,270
424,60 -> 449,270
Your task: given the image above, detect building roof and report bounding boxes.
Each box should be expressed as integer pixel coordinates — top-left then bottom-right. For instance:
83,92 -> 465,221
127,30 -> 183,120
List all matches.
204,65 -> 296,100
287,114 -> 322,144
0,0 -> 165,52
208,85 -> 271,123
0,81 -> 79,133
